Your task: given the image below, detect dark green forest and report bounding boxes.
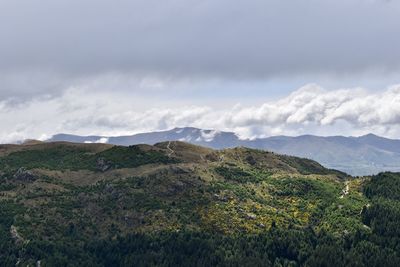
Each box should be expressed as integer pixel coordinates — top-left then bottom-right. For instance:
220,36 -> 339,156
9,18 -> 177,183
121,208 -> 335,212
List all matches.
1,173 -> 399,267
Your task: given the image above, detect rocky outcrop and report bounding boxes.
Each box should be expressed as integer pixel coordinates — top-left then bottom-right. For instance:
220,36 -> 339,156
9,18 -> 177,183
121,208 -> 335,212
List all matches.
13,167 -> 36,182
10,225 -> 24,245
245,213 -> 257,220
96,157 -> 113,172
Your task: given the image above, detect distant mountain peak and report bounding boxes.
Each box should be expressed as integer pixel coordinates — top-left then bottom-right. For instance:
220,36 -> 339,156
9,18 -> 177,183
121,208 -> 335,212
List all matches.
46,128 -> 400,176
360,133 -> 380,138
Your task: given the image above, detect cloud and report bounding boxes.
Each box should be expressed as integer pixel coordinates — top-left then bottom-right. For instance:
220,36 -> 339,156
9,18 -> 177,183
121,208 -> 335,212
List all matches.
1,84 -> 400,143
85,137 -> 109,144
0,0 -> 400,98
1,0 -> 399,143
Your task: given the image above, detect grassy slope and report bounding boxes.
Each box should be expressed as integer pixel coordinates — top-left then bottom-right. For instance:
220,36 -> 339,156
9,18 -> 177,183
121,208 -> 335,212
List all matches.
0,141 -> 372,265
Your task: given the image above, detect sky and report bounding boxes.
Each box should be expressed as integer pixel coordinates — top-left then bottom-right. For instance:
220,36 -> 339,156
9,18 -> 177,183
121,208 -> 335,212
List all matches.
1,0 -> 400,143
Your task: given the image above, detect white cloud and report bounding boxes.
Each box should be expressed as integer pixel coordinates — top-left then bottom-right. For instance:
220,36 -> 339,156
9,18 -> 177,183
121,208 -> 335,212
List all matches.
200,130 -> 220,142
1,84 -> 400,143
84,137 -> 109,144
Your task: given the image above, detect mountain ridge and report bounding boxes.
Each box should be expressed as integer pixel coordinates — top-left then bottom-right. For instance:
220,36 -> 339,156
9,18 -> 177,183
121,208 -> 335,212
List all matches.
47,128 -> 400,175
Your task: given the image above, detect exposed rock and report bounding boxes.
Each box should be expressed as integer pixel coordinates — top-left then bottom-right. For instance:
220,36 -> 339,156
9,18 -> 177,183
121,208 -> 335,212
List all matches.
96,157 -> 112,172
13,167 -> 36,182
10,225 -> 24,245
257,223 -> 266,228
213,193 -> 228,202
245,155 -> 257,165
246,213 -> 257,220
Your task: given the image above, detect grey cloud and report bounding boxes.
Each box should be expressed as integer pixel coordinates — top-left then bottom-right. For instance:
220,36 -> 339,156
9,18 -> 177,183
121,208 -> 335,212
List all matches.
0,0 -> 400,98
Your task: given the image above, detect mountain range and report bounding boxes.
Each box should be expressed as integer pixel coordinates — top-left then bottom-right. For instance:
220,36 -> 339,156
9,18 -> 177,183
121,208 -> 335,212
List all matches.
48,127 -> 400,176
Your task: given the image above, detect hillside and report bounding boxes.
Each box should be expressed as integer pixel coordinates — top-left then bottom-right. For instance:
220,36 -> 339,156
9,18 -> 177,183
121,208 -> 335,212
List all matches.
48,127 -> 400,175
0,141 -> 399,266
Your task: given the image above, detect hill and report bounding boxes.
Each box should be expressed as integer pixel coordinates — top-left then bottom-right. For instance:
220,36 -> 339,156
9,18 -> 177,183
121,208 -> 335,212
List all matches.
0,141 -> 399,266
48,127 -> 400,175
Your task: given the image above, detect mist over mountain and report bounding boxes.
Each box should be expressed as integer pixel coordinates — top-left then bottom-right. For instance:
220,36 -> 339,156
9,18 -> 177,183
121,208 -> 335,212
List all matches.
48,127 -> 400,176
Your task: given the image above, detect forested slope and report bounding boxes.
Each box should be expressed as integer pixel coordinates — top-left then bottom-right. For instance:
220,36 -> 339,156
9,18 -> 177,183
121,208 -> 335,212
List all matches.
0,141 -> 399,266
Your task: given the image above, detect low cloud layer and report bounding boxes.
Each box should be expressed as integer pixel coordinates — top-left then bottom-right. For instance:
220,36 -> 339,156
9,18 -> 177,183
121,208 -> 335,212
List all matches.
0,0 -> 400,98
1,84 -> 400,143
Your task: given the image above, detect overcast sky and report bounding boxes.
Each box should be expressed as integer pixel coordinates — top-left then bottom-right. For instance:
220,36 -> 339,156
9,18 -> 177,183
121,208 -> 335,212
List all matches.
1,0 -> 400,142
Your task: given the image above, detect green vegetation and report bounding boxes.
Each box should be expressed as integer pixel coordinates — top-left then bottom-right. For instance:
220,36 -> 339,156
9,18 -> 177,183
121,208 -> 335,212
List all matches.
278,155 -> 348,178
0,144 -> 177,172
361,172 -> 400,255
97,145 -> 179,169
0,145 -> 94,171
364,172 -> 400,200
0,142 -> 399,266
